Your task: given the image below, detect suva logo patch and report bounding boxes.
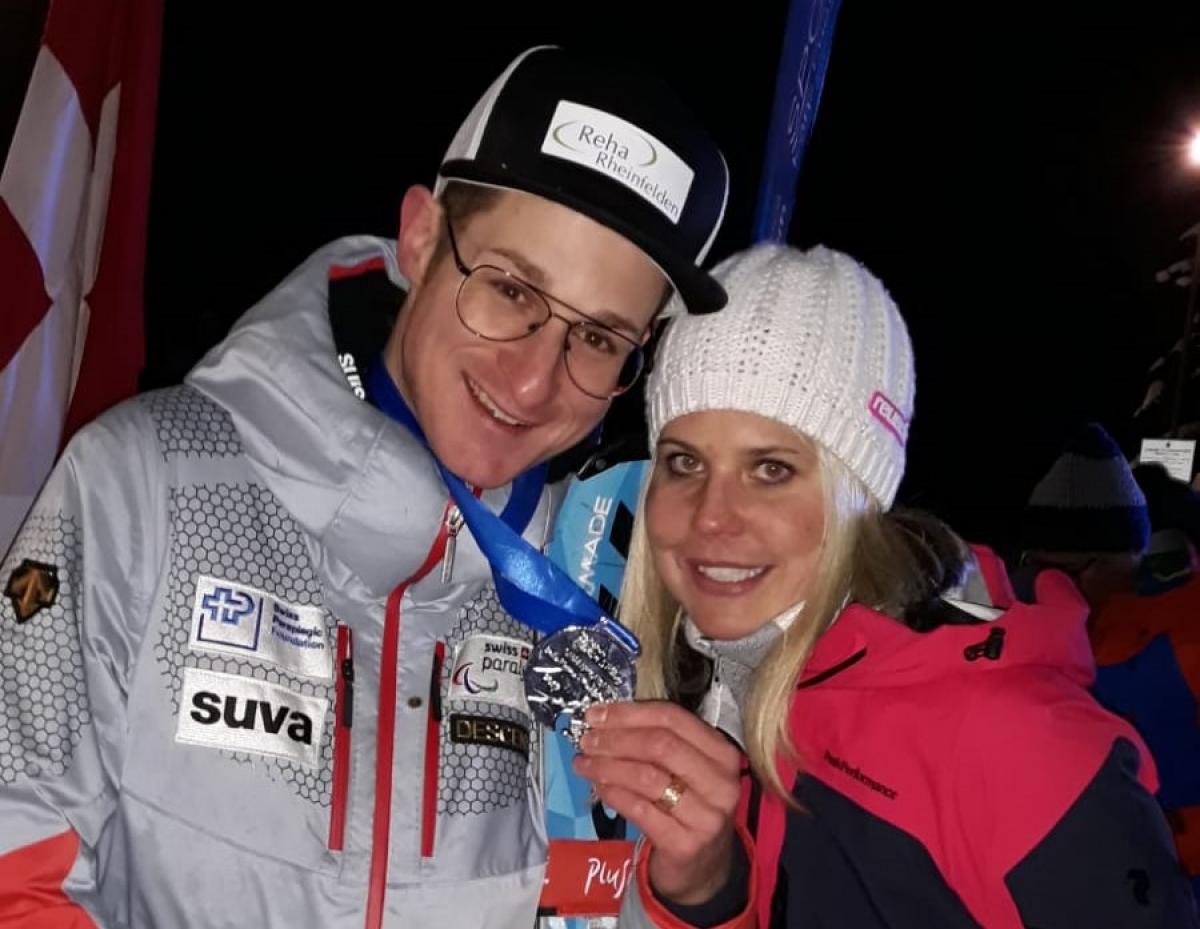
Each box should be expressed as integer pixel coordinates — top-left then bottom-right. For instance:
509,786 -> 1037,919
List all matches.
175,667 -> 328,767
190,691 -> 313,742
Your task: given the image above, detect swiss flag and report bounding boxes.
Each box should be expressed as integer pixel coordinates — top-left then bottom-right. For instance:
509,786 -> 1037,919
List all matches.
0,0 -> 163,555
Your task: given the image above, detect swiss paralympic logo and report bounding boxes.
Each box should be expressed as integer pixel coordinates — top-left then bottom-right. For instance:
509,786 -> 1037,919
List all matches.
196,581 -> 263,651
452,662 -> 500,694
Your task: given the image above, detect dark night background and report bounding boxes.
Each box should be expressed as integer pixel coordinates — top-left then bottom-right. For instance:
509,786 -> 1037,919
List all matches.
4,1 -> 1199,556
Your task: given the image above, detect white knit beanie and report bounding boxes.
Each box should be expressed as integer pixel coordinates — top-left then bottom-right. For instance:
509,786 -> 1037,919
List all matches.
646,243 -> 915,509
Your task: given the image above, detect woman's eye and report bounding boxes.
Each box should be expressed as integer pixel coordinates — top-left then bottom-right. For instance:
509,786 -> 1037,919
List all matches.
754,460 -> 794,483
664,452 -> 702,476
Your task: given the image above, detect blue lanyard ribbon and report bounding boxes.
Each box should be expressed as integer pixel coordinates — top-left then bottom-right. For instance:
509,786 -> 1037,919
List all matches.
367,359 -> 637,650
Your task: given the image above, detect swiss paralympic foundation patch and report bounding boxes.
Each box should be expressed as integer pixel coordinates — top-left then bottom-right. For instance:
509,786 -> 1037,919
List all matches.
188,575 -> 332,681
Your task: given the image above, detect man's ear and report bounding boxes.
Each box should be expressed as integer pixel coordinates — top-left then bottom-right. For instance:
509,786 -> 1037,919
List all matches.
396,185 -> 444,285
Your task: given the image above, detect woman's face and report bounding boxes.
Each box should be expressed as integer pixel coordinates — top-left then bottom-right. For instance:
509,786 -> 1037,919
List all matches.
645,410 -> 827,639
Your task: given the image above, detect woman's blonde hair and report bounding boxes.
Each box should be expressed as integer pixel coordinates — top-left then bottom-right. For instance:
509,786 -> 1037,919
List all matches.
619,443 -> 966,798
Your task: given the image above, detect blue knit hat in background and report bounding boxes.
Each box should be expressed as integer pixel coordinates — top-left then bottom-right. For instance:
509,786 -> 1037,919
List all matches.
1023,423 -> 1151,555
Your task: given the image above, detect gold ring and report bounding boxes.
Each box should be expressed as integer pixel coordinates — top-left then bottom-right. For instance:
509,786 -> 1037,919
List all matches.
656,778 -> 687,813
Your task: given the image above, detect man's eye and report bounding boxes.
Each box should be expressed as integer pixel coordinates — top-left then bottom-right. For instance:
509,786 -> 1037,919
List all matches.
572,324 -> 619,356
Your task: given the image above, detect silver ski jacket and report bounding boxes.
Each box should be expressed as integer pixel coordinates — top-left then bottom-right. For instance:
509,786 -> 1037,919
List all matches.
0,236 -> 561,929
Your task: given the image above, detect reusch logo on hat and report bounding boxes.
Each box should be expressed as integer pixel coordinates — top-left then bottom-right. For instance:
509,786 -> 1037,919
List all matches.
869,391 -> 909,446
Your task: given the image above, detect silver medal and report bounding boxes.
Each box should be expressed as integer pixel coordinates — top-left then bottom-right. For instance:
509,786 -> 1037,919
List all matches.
523,616 -> 639,745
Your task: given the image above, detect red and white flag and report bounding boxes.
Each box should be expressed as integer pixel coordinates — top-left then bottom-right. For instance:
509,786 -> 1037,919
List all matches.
0,0 -> 162,555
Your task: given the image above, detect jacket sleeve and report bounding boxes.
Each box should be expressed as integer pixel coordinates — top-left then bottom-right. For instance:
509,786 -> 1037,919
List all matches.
1004,737 -> 1198,928
0,403 -> 163,929
619,827 -> 758,929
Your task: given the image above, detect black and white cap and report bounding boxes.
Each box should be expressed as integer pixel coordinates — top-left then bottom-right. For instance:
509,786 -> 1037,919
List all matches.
436,46 -> 730,315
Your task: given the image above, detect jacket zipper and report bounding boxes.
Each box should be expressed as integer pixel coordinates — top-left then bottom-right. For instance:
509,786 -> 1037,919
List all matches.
329,624 -> 354,850
421,641 -> 446,858
364,501 -> 455,929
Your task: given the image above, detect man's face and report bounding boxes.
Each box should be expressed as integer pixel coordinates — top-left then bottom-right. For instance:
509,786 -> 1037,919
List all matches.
386,187 -> 666,488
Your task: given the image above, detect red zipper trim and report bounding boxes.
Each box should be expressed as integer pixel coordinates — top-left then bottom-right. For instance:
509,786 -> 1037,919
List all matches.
421,640 -> 446,858
329,255 -> 386,281
329,625 -> 353,851
364,503 -> 455,929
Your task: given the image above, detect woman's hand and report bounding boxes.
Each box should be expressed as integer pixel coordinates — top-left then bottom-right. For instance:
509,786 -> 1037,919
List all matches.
572,701 -> 743,906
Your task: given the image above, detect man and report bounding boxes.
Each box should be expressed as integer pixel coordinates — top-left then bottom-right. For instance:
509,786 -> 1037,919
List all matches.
1014,422 -> 1151,607
1088,469 -> 1200,909
0,46 -> 728,928
1017,423 -> 1199,909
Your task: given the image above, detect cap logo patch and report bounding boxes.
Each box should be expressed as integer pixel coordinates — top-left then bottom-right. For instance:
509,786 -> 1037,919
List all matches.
541,100 -> 694,224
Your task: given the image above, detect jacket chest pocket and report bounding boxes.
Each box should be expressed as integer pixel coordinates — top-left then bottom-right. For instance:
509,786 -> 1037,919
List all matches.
420,595 -> 545,877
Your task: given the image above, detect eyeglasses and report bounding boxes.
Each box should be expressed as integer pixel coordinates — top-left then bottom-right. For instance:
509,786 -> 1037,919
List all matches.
445,220 -> 645,400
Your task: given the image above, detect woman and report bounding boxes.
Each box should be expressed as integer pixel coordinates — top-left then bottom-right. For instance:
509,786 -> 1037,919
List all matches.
572,244 -> 1195,928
